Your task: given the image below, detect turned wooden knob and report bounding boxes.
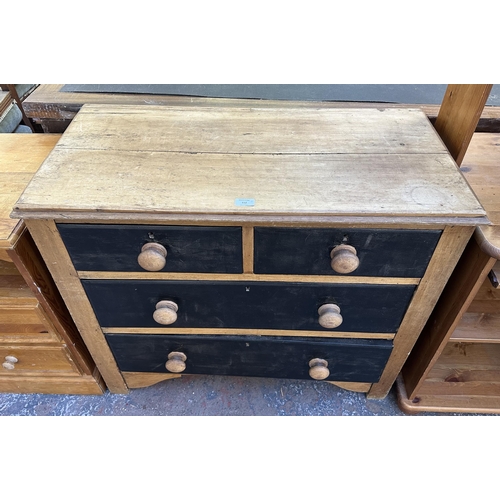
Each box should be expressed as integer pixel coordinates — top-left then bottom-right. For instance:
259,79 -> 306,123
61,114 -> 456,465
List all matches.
318,304 -> 343,329
330,244 -> 359,274
153,300 -> 178,325
165,352 -> 187,373
2,355 -> 18,370
309,358 -> 330,380
138,242 -> 167,271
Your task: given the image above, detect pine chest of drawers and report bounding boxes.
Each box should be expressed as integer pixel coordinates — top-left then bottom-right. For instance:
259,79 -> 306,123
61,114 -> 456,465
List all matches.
12,104 -> 487,398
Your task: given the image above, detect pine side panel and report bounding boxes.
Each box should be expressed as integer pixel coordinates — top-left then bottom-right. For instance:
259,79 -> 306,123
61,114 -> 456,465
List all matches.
24,219 -> 128,393
368,225 -> 475,399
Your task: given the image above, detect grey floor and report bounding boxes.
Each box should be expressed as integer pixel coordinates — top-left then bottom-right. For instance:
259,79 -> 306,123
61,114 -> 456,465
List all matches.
0,374 -> 487,416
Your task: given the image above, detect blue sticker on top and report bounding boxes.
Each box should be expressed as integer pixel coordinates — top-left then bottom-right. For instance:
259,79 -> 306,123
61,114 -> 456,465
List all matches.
235,198 -> 255,207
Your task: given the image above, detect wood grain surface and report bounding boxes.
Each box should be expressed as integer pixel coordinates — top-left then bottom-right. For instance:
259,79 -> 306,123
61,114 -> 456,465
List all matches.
460,132 -> 500,256
21,85 -> 500,134
12,104 -> 485,222
24,219 -> 128,393
0,134 -> 60,244
56,105 -> 447,154
434,84 -> 492,165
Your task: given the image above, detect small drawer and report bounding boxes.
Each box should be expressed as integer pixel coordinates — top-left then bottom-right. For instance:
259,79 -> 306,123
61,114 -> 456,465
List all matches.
57,224 -> 243,273
83,280 -> 416,333
0,345 -> 78,374
254,227 -> 442,277
106,334 -> 393,383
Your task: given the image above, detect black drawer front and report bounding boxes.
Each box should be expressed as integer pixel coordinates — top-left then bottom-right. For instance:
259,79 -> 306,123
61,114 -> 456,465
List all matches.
106,334 -> 393,383
254,227 -> 442,277
57,224 -> 243,273
83,280 -> 416,332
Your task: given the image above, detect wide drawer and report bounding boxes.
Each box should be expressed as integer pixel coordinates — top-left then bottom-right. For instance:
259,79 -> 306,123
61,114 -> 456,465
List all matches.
83,280 -> 416,332
0,345 -> 78,374
254,227 -> 442,277
57,224 -> 243,273
106,334 -> 393,383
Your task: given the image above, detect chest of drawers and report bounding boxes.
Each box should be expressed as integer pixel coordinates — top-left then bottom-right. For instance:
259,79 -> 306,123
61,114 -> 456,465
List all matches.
12,104 -> 486,398
0,134 -> 104,394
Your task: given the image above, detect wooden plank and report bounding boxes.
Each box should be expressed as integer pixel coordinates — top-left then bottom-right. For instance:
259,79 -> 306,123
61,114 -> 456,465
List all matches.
14,150 -> 485,220
396,374 -> 500,414
0,303 -> 60,344
14,212 -> 484,228
59,105 -> 448,154
22,84 -> 446,119
25,218 -> 451,229
418,380 -> 500,397
24,219 -> 128,393
401,235 -> 496,399
400,343 -> 500,404
434,84 -> 492,166
0,372 -> 105,395
77,271 -> 420,286
242,226 -> 254,274
22,85 -> 500,133
102,327 -> 395,340
368,225 -> 475,399
426,341 -> 500,380
451,312 -> 500,343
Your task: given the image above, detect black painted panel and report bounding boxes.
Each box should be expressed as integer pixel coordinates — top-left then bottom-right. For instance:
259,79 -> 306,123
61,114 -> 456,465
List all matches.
254,227 -> 442,277
83,280 -> 415,332
57,224 -> 243,273
106,334 -> 393,382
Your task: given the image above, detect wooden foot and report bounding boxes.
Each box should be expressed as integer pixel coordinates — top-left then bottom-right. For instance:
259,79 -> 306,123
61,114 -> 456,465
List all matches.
122,372 -> 182,389
328,381 -> 371,393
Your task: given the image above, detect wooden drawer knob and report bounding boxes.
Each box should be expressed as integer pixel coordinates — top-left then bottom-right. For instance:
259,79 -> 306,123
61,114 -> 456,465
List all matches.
330,245 -> 359,274
2,355 -> 18,370
165,352 -> 187,373
318,304 -> 343,329
138,242 -> 167,271
309,358 -> 330,380
153,300 -> 178,325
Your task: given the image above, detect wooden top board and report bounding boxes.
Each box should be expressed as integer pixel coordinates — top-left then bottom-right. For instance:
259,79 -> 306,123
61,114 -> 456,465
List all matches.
12,104 -> 486,224
0,134 -> 61,246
